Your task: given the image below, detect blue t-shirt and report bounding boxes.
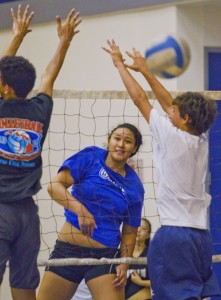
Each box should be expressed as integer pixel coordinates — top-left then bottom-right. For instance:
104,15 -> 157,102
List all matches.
59,146 -> 145,248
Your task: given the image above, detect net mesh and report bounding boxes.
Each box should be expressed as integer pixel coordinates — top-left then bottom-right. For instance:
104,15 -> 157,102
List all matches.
32,89 -> 221,266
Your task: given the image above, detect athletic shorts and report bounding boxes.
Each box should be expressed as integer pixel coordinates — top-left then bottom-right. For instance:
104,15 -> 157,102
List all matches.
148,226 -> 220,300
46,240 -> 119,283
0,197 -> 40,289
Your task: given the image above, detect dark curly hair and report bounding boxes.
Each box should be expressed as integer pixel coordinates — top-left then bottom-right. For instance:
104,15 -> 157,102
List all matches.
0,56 -> 36,98
172,92 -> 217,135
108,123 -> 143,157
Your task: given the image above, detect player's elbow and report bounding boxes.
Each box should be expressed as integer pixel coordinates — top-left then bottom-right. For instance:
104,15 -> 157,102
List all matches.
47,182 -> 54,198
132,90 -> 147,107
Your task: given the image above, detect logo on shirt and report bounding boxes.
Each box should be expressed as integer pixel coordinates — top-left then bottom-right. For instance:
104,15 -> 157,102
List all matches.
7,130 -> 33,154
0,118 -> 43,166
99,167 -> 109,179
99,167 -> 127,197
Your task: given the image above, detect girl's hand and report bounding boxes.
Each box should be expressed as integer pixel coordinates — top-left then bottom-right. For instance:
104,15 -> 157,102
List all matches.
112,264 -> 128,288
131,271 -> 142,285
77,205 -> 97,237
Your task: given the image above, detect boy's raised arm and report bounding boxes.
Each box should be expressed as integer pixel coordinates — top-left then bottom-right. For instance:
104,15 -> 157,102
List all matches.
38,9 -> 82,97
133,59 -> 174,115
103,39 -> 152,123
124,47 -> 174,115
103,39 -> 174,116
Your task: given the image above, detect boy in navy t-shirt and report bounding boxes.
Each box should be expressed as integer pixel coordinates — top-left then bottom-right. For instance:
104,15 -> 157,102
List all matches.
0,5 -> 82,300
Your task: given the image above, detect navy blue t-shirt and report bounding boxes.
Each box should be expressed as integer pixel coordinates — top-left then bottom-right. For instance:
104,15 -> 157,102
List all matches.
60,146 -> 145,248
0,93 -> 53,202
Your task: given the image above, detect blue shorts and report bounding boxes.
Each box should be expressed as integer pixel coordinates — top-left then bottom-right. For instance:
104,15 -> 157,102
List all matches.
46,240 -> 119,283
0,197 -> 40,289
148,226 -> 220,300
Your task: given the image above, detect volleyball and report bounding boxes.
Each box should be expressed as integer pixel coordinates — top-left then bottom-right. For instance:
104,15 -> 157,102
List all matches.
145,34 -> 191,79
7,130 -> 31,154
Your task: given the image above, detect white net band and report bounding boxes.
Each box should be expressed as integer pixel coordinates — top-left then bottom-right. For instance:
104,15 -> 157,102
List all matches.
37,254 -> 221,267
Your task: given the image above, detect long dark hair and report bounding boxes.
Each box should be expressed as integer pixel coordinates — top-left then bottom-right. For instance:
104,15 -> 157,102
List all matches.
141,217 -> 152,247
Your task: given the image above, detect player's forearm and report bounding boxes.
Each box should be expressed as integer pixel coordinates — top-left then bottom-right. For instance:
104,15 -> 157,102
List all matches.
116,64 -> 152,122
117,63 -> 148,107
144,279 -> 151,287
119,231 -> 137,271
120,226 -> 137,258
0,33 -> 24,59
40,41 -> 70,91
141,69 -> 173,114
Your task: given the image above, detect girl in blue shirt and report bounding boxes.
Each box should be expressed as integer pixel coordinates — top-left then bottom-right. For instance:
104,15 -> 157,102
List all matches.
38,123 -> 144,300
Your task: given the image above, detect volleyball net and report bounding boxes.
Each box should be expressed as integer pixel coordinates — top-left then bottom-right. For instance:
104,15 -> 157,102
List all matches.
34,89 -> 221,266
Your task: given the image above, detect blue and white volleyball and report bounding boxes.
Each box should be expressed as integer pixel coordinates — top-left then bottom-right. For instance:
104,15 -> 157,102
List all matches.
145,35 -> 191,79
8,130 -> 31,154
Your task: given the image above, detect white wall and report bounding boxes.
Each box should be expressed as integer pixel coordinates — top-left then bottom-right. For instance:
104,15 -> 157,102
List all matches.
0,6 -> 178,92
176,3 -> 221,90
176,5 -> 205,90
1,2 -> 221,299
0,4 -> 220,94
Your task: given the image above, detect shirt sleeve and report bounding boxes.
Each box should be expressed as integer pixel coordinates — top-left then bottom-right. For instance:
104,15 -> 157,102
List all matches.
59,147 -> 95,183
30,93 -> 53,120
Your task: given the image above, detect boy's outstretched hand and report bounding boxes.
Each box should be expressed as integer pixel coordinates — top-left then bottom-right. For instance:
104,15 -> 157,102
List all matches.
103,39 -> 148,74
102,39 -> 125,68
125,48 -> 148,74
11,4 -> 34,38
0,4 -> 34,59
56,8 -> 82,44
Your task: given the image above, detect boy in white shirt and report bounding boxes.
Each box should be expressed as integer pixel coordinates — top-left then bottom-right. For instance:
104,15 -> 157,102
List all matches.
103,40 -> 220,300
